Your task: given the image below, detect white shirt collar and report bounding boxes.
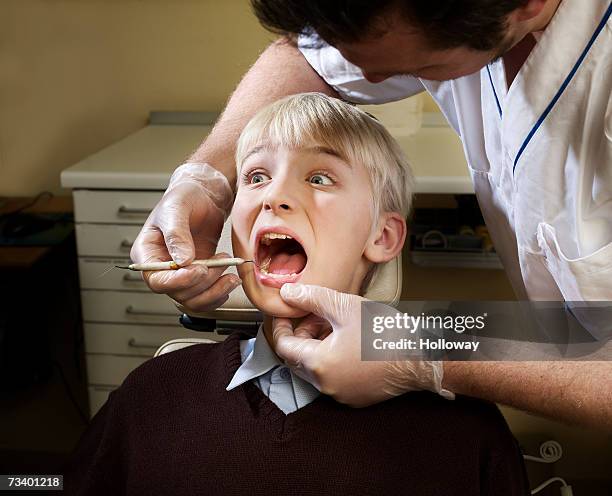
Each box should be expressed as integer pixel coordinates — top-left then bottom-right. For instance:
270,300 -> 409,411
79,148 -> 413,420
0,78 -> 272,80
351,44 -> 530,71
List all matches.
226,326 -> 320,412
226,327 -> 280,390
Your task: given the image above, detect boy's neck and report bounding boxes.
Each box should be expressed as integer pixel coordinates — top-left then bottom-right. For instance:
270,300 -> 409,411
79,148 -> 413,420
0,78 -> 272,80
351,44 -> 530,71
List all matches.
262,315 -> 281,360
262,314 -> 273,344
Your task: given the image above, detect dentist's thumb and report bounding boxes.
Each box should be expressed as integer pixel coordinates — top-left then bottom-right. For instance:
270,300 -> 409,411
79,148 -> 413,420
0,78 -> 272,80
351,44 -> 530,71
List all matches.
159,210 -> 196,266
279,283 -> 360,328
271,317 -> 321,374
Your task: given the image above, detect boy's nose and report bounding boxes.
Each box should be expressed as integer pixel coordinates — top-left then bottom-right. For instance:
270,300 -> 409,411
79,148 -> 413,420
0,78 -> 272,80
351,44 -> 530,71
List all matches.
263,197 -> 291,213
261,174 -> 298,214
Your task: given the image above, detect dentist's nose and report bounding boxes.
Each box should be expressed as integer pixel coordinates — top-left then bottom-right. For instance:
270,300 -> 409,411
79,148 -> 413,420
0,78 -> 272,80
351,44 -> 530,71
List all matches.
362,71 -> 391,83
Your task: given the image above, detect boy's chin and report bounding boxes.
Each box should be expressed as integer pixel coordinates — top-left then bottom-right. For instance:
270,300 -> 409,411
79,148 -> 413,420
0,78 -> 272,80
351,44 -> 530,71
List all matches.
259,299 -> 309,319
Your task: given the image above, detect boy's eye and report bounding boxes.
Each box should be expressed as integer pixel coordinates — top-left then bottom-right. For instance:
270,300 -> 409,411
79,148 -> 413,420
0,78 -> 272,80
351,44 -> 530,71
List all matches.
249,172 -> 271,184
309,174 -> 333,186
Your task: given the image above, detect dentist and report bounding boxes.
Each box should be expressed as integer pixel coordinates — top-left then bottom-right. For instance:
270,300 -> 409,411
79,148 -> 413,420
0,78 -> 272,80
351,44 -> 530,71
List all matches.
131,0 -> 612,428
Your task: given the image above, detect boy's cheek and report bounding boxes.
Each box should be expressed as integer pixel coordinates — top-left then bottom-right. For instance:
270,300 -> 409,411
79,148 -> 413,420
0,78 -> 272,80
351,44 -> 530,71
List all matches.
235,263 -> 248,281
230,221 -> 251,257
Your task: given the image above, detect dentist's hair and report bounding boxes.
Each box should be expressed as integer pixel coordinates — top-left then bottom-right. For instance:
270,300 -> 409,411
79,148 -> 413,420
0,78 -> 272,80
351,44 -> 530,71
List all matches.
235,92 -> 415,225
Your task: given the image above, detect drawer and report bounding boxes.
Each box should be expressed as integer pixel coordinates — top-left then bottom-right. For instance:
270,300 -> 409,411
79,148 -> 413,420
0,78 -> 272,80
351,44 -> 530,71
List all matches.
84,322 -> 224,356
81,290 -> 181,325
76,224 -> 141,257
88,386 -> 114,417
79,258 -> 148,291
86,353 -> 149,386
74,190 -> 162,224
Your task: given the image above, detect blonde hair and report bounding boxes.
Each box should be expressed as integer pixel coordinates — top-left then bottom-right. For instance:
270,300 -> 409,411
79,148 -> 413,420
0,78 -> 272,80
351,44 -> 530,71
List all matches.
235,93 -> 414,225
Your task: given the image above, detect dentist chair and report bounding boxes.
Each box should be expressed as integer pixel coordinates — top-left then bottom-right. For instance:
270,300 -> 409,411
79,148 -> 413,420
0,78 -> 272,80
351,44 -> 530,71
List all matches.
155,218 -> 403,357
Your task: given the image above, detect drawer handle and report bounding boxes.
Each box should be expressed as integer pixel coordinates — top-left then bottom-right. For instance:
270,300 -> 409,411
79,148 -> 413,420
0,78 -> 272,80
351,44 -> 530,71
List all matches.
120,239 -> 134,249
118,205 -> 153,215
128,337 -> 163,349
125,305 -> 179,316
123,273 -> 145,282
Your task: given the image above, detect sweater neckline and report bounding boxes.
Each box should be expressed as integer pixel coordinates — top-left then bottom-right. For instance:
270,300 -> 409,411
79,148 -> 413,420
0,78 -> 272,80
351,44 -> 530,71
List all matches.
222,331 -> 325,438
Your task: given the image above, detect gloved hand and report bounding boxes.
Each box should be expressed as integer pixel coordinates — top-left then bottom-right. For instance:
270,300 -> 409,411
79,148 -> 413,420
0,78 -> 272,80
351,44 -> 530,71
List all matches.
130,162 -> 241,313
272,283 -> 454,407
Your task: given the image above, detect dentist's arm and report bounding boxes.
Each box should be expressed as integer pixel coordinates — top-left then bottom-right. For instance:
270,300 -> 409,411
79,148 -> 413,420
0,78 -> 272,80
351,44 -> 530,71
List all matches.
130,39 -> 339,313
272,283 -> 612,431
442,360 -> 612,430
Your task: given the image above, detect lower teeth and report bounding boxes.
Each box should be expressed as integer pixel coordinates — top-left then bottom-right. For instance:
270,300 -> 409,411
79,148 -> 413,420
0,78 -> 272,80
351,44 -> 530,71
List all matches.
260,268 -> 298,278
259,256 -> 300,278
260,256 -> 271,271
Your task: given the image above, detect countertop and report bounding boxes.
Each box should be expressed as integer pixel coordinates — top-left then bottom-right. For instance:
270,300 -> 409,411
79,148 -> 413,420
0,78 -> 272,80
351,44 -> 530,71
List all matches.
61,114 -> 472,193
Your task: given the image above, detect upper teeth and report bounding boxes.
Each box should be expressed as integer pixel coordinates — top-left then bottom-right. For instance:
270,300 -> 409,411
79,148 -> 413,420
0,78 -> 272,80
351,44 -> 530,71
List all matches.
261,232 -> 292,245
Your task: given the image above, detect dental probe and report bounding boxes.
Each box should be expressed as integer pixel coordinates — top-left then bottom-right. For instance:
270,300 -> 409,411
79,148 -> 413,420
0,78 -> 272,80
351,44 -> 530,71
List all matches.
115,257 -> 256,272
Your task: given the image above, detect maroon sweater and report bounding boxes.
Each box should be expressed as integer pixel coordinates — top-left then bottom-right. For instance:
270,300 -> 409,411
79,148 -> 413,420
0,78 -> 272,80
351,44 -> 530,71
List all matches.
64,332 -> 529,495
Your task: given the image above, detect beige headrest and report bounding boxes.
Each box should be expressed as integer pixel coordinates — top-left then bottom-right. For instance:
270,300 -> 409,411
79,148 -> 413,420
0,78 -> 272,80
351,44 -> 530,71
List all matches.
181,217 -> 402,319
154,338 -> 218,357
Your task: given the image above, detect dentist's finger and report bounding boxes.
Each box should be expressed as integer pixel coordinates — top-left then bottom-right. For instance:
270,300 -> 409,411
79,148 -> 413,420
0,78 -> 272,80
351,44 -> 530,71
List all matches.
144,263 -> 208,295
293,314 -> 331,340
294,326 -> 332,341
160,215 -> 195,266
280,284 -> 356,327
147,192 -> 197,266
168,271 -> 230,302
271,317 -> 294,342
130,224 -> 174,269
180,274 -> 240,313
166,253 -> 234,302
272,317 -> 321,370
185,293 -> 230,314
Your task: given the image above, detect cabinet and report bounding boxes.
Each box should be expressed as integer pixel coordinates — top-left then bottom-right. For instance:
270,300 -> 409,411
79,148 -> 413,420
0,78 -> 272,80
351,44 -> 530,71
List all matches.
61,118 -> 226,416
73,189 -> 226,415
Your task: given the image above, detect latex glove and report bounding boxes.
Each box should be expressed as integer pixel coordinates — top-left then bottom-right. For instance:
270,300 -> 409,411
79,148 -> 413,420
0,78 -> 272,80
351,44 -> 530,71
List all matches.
272,283 -> 454,407
130,162 -> 241,313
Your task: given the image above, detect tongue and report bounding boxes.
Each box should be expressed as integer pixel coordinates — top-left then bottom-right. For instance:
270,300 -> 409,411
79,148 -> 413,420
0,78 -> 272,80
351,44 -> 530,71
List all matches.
268,252 -> 306,275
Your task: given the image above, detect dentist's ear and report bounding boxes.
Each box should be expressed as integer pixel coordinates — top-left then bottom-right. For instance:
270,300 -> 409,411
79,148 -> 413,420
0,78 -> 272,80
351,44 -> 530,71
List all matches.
364,212 -> 407,263
510,0 -> 546,22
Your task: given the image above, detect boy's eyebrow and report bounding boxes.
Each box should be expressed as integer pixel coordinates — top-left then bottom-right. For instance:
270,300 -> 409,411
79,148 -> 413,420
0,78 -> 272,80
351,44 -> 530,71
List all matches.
242,145 -> 267,163
242,144 -> 351,168
305,146 -> 351,167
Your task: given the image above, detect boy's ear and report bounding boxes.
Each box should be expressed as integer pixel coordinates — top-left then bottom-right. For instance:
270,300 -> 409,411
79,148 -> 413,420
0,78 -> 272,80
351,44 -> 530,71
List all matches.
364,212 -> 407,263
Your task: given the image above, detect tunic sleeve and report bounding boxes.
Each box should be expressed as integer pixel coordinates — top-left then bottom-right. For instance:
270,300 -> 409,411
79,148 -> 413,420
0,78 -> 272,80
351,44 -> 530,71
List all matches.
297,31 -> 424,104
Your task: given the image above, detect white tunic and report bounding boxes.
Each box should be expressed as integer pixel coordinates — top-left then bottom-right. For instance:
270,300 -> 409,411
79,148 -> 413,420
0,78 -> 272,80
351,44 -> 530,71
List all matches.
299,0 -> 612,303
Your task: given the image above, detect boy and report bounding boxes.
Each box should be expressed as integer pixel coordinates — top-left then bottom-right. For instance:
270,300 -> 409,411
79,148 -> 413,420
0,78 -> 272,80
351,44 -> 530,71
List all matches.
64,94 -> 528,495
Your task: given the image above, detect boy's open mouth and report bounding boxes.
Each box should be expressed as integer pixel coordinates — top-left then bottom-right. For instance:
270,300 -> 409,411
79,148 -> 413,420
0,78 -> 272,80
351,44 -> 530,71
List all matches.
254,229 -> 307,286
